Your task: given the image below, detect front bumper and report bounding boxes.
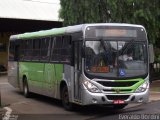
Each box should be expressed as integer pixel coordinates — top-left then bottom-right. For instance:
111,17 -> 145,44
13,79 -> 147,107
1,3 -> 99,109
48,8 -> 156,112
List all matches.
81,87 -> 149,105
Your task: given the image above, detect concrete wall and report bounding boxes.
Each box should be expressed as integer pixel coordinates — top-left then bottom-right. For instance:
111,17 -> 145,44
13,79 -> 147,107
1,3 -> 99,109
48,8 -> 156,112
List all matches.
0,32 -> 12,70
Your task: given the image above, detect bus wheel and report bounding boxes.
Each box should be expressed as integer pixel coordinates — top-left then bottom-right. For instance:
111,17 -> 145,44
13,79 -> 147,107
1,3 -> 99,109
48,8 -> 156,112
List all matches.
23,77 -> 30,98
113,104 -> 128,110
61,86 -> 74,111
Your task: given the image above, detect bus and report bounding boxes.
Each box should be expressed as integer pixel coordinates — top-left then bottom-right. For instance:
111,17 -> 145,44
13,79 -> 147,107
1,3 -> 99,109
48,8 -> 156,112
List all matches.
8,23 -> 154,110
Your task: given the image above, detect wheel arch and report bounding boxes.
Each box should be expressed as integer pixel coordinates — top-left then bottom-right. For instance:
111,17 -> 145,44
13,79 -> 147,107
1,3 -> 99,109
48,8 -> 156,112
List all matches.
22,74 -> 28,86
20,74 -> 28,91
22,74 -> 31,98
60,80 -> 67,99
22,75 -> 27,82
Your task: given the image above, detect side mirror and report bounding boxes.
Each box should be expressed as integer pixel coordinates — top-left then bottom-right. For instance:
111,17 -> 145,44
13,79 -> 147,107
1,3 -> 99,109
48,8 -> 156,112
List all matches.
149,44 -> 154,63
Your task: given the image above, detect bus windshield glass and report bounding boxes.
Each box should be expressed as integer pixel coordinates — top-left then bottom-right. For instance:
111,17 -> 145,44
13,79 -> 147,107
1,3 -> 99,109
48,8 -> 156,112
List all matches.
84,39 -> 148,79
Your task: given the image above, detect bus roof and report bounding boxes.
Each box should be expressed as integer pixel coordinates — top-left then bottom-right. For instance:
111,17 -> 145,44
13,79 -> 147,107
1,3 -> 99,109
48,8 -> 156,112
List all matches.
10,23 -> 145,40
10,27 -> 66,40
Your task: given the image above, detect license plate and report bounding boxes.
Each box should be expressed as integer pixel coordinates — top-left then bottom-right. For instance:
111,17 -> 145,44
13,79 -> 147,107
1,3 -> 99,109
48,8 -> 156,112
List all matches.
113,100 -> 125,104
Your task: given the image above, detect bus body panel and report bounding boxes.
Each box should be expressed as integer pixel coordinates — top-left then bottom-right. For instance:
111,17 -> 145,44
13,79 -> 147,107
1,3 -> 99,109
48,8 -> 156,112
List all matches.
19,62 -> 43,94
18,62 -> 65,98
63,64 -> 74,102
8,61 -> 19,88
43,63 -> 56,97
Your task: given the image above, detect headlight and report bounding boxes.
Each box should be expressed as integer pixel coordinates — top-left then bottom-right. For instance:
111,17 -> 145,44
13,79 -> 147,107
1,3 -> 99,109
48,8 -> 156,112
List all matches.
83,80 -> 101,93
135,81 -> 149,93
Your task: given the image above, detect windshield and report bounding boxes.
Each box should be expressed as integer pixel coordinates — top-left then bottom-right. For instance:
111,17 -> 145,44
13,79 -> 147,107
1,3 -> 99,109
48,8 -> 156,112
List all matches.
85,39 -> 148,79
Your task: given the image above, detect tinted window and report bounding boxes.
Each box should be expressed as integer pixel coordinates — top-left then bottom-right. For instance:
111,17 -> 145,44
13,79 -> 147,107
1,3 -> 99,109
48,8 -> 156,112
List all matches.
41,37 -> 51,61
32,39 -> 40,61
51,36 -> 72,63
20,40 -> 32,60
61,36 -> 72,62
51,36 -> 62,62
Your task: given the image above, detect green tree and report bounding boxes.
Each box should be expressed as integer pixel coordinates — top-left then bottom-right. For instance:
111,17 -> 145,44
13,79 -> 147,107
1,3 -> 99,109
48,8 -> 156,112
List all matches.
59,0 -> 160,45
59,0 -> 111,25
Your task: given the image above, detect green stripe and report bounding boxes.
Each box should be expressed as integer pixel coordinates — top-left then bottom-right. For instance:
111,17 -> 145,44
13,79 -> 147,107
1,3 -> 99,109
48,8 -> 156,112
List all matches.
17,27 -> 66,39
112,78 -> 145,94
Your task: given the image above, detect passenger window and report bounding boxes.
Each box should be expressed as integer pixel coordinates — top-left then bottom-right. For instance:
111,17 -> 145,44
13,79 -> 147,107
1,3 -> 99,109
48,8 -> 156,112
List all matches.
41,37 -> 51,61
32,39 -> 41,61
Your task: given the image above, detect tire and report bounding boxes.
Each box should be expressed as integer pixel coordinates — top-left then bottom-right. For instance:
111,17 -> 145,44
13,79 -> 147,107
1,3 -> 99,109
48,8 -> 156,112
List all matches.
61,86 -> 74,111
23,77 -> 30,98
113,104 -> 128,110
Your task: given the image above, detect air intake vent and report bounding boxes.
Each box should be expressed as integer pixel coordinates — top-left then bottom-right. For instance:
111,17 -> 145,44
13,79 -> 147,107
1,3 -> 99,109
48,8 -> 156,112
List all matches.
106,95 -> 130,100
103,89 -> 132,92
97,81 -> 138,87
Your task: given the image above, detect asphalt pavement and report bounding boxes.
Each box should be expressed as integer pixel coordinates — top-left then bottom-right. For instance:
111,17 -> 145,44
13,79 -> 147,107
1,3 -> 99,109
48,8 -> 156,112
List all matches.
150,80 -> 160,101
0,74 -> 160,119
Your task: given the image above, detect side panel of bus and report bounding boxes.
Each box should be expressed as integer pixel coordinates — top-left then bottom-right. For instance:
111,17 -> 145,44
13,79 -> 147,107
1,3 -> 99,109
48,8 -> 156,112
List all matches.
8,61 -> 19,88
43,63 -> 63,98
19,62 -> 44,94
19,62 -> 64,98
8,41 -> 20,88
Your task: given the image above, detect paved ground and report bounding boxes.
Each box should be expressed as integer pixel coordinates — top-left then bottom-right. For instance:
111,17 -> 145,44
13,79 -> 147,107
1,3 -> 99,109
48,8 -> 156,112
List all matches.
150,80 -> 160,101
0,75 -> 160,118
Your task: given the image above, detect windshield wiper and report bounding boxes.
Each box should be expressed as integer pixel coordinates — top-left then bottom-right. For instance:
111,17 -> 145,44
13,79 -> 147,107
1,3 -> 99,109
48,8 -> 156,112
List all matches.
100,39 -> 108,52
119,39 -> 134,55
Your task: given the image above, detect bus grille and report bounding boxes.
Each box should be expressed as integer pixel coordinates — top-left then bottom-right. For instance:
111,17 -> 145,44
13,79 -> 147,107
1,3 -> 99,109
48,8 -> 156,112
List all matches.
97,81 -> 138,87
106,95 -> 130,100
103,89 -> 132,92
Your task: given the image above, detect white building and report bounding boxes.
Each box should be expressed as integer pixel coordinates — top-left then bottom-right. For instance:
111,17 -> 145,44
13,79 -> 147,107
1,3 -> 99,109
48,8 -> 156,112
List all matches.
0,0 -> 61,21
0,0 -> 62,70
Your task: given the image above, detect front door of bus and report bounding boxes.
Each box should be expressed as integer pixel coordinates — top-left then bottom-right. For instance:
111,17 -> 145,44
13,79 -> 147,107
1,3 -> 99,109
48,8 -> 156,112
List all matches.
74,41 -> 82,101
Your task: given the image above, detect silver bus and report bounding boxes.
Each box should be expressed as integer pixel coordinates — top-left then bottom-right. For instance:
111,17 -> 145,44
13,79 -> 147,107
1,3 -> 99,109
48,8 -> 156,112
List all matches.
8,23 -> 154,110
